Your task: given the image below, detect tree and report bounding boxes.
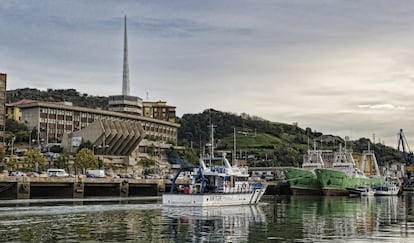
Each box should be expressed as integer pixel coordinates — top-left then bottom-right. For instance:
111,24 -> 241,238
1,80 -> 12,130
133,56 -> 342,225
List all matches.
0,147 -> 6,163
182,147 -> 198,165
6,155 -> 19,171
139,157 -> 156,175
23,150 -> 47,171
54,153 -> 68,169
74,148 -> 98,174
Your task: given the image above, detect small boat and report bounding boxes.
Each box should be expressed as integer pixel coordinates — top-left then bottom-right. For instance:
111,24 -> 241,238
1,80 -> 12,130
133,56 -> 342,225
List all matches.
374,182 -> 400,196
162,125 -> 267,206
347,186 -> 375,197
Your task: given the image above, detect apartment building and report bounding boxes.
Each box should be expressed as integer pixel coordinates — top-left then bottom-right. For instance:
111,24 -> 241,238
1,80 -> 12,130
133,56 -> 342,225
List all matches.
143,101 -> 176,123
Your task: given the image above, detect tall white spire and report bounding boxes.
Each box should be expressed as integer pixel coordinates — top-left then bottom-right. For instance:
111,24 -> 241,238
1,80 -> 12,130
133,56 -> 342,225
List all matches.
122,15 -> 130,96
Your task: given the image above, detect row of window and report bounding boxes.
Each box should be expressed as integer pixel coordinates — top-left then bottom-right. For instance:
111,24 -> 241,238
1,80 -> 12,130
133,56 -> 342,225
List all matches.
36,107 -> 177,142
39,120 -> 176,136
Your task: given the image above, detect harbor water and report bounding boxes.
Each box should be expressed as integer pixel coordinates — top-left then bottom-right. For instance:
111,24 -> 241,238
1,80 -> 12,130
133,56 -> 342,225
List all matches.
0,194 -> 414,242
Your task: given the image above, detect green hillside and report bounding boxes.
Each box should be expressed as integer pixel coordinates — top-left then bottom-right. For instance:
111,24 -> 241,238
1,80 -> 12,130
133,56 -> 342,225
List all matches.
178,109 -> 403,167
7,88 -> 108,109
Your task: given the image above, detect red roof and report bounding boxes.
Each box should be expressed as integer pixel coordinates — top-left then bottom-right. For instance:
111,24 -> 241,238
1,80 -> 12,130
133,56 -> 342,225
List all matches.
6,99 -> 36,107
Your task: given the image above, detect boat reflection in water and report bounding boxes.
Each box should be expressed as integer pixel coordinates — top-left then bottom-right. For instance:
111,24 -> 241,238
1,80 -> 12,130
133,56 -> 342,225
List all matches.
279,195 -> 401,241
163,205 -> 265,242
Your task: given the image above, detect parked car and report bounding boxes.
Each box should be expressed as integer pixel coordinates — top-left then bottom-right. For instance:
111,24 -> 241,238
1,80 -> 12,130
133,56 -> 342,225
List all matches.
26,172 -> 39,177
10,171 -> 26,177
47,168 -> 69,177
86,169 -> 106,178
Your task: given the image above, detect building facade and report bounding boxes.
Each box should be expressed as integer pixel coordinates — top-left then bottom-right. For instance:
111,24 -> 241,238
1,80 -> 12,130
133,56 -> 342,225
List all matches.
6,99 -> 35,121
0,73 -> 6,145
143,101 -> 176,123
108,95 -> 143,115
18,100 -> 179,144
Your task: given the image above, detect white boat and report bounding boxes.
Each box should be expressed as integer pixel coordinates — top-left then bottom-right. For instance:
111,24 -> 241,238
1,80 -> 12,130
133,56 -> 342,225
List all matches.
361,187 -> 375,196
347,186 -> 375,197
374,182 -> 400,196
163,154 -> 267,206
163,125 -> 267,207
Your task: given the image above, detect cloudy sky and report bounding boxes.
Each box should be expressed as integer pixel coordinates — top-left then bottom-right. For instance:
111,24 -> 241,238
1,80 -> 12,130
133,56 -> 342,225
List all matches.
2,0 -> 414,147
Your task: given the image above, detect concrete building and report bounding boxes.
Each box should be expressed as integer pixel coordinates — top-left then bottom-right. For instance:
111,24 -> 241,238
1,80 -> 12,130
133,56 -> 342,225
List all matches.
18,100 -> 179,144
108,95 -> 143,115
0,73 -> 6,145
60,119 -> 145,170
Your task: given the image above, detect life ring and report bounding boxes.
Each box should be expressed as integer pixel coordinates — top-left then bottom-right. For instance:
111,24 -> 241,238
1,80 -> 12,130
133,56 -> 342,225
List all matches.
242,183 -> 247,189
224,181 -> 229,187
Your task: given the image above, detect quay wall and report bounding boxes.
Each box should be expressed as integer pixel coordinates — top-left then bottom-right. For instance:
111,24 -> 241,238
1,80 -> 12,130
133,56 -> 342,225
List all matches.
0,177 -> 288,199
0,176 -> 166,199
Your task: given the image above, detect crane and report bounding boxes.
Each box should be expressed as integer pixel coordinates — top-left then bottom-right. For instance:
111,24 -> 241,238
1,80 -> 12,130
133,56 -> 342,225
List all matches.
398,129 -> 414,190
398,129 -> 414,166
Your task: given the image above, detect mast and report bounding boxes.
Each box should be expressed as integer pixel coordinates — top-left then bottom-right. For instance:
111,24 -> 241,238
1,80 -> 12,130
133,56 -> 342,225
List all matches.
207,123 -> 216,167
233,127 -> 236,166
122,15 -> 130,96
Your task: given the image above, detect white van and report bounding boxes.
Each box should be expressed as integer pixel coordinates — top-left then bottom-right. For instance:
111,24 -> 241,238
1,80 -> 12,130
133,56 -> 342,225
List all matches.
47,168 -> 69,177
86,169 -> 106,178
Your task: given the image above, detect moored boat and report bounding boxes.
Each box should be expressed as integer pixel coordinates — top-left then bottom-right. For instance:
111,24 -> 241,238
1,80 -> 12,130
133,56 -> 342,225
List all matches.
315,142 -> 384,196
374,182 -> 400,196
162,125 -> 267,206
347,186 -> 375,197
283,147 -> 333,195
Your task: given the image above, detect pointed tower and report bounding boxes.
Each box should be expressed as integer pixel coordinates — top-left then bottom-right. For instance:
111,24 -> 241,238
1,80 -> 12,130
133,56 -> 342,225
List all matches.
109,16 -> 143,115
122,15 -> 130,96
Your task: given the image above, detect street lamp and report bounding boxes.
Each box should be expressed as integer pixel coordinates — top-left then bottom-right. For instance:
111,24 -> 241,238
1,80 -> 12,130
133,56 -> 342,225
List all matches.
28,129 -> 32,150
10,136 -> 15,156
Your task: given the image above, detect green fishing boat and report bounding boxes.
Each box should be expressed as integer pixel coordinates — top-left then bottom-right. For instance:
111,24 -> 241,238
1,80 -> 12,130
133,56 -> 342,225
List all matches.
284,168 -> 322,195
315,143 -> 384,196
284,148 -> 333,195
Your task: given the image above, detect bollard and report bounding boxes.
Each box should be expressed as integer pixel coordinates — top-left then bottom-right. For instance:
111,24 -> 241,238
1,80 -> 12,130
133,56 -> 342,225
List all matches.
73,176 -> 84,198
17,178 -> 30,199
120,179 -> 129,197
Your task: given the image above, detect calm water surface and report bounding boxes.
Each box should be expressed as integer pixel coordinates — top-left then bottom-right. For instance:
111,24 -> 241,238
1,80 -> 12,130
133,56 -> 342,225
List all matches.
0,194 -> 414,242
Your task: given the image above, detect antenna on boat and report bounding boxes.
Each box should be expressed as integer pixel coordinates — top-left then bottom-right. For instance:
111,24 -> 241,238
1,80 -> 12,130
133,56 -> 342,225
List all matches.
207,123 -> 216,166
233,127 -> 236,166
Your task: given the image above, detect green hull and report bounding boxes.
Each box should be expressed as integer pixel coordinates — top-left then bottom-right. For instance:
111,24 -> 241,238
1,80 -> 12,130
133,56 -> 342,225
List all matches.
315,168 -> 384,196
283,168 -> 322,195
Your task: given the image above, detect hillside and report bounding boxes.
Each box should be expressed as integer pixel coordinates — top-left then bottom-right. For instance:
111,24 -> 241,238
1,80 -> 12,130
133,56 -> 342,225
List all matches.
7,88 -> 403,167
178,109 -> 403,167
7,88 -> 108,109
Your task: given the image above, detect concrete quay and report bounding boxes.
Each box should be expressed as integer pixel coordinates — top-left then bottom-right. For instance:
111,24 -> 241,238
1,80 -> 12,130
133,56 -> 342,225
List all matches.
0,176 -> 170,199
0,176 -> 288,199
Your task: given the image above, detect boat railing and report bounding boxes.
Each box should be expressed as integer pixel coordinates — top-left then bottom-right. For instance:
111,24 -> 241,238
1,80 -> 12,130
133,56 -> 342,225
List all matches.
209,166 -> 226,174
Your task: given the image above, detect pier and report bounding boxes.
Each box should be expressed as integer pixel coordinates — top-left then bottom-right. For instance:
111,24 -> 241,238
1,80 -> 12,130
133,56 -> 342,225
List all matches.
0,176 -> 165,199
0,176 -> 288,199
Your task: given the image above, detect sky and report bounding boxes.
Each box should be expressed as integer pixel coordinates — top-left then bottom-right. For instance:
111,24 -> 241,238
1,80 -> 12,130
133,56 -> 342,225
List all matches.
2,0 -> 414,148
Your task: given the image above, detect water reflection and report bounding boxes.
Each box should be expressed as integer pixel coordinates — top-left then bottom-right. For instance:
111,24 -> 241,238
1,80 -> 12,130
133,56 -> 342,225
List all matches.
163,205 -> 265,242
0,195 -> 413,242
260,195 -> 413,241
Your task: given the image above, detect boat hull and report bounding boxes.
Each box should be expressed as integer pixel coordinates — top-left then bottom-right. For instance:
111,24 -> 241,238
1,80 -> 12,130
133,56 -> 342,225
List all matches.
315,169 -> 384,196
283,168 -> 322,195
162,188 -> 267,206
